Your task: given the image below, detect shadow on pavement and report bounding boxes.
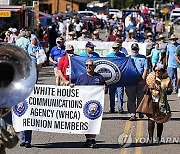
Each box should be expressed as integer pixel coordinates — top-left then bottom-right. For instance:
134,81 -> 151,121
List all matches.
32,141 -> 120,149
126,142 -> 180,148
170,117 -> 180,121
171,110 -> 180,113
102,116 -> 148,121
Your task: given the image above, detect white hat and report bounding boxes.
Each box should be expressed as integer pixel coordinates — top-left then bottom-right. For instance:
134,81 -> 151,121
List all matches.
12,28 -> 17,33
8,27 -> 13,32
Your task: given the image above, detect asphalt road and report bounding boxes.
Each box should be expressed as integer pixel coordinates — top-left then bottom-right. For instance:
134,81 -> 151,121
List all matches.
7,64 -> 180,154
6,24 -> 180,154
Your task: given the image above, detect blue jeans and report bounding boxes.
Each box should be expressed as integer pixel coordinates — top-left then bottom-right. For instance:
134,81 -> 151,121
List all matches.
167,67 -> 178,92
109,86 -> 124,110
20,130 -> 32,144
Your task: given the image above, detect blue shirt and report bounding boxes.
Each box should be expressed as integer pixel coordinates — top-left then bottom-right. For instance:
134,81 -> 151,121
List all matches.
106,52 -> 126,57
76,73 -> 106,85
131,54 -> 148,75
151,49 -> 161,64
166,43 -> 180,68
28,44 -> 43,63
80,51 -> 100,58
49,45 -> 66,68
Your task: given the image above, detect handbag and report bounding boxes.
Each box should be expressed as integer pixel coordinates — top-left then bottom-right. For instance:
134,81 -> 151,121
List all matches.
0,124 -> 19,149
136,94 -> 153,115
36,48 -> 47,65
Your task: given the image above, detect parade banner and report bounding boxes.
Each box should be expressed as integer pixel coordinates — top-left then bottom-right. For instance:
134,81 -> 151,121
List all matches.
12,84 -> 104,134
70,56 -> 141,86
67,41 -> 147,56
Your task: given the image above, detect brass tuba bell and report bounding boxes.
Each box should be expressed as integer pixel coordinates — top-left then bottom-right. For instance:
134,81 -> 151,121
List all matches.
0,43 -> 36,107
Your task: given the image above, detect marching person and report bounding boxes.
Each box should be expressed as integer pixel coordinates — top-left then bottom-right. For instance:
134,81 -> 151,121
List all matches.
106,42 -> 127,113
78,29 -> 90,41
174,45 -> 180,97
144,63 -> 173,144
70,59 -> 107,148
166,34 -> 180,94
125,43 -> 148,121
146,43 -> 161,67
57,44 -> 77,86
80,42 -> 100,58
28,36 -> 44,80
125,29 -> 138,42
158,34 -> 168,65
91,30 -> 103,41
15,30 -> 30,52
49,37 -> 66,85
19,36 -> 44,148
144,32 -> 155,70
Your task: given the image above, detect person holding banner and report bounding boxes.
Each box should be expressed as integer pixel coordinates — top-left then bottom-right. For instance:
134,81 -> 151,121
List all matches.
70,59 -> 107,148
80,42 -> 100,58
125,43 -> 148,121
106,42 -> 127,113
49,37 -> 66,86
58,44 -> 77,85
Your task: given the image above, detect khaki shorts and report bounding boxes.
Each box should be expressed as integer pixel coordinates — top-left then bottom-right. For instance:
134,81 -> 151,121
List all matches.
177,68 -> 180,79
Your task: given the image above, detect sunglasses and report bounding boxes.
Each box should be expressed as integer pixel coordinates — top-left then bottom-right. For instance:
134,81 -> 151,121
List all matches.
155,70 -> 161,72
112,47 -> 118,50
85,64 -> 93,67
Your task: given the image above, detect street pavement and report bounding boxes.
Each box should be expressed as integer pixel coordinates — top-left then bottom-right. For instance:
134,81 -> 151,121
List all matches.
7,64 -> 180,154
7,25 -> 180,154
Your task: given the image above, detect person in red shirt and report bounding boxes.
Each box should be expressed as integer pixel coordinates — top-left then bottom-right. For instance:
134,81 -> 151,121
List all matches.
57,44 -> 76,85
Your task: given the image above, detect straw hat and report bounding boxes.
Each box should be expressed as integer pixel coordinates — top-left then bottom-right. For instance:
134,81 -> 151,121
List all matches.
147,32 -> 153,36
69,31 -> 75,35
158,34 -> 165,39
82,29 -> 87,33
93,30 -> 99,35
169,34 -> 178,40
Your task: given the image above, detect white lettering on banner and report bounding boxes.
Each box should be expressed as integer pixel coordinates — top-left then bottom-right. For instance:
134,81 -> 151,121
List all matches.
12,84 -> 104,134
67,41 -> 147,56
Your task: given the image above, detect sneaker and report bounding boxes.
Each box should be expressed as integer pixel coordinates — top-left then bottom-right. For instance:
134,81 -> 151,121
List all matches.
109,109 -> 115,113
84,139 -> 96,148
129,115 -> 136,121
178,89 -> 180,97
25,143 -> 31,148
118,108 -> 124,114
139,113 -> 144,119
20,142 -> 25,147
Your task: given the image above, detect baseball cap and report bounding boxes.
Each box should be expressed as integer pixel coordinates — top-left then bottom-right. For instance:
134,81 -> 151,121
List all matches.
56,37 -> 63,42
86,42 -> 96,48
131,43 -> 139,50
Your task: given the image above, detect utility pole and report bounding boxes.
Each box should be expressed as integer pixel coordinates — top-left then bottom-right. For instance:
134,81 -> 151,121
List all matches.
71,0 -> 73,12
110,0 -> 114,8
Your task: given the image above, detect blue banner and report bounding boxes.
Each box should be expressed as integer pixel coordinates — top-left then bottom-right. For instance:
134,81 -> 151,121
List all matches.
70,56 -> 141,86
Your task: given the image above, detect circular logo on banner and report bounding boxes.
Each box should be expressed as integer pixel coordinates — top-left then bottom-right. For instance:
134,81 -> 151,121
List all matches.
84,100 -> 102,120
94,60 -> 121,85
13,100 -> 28,117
